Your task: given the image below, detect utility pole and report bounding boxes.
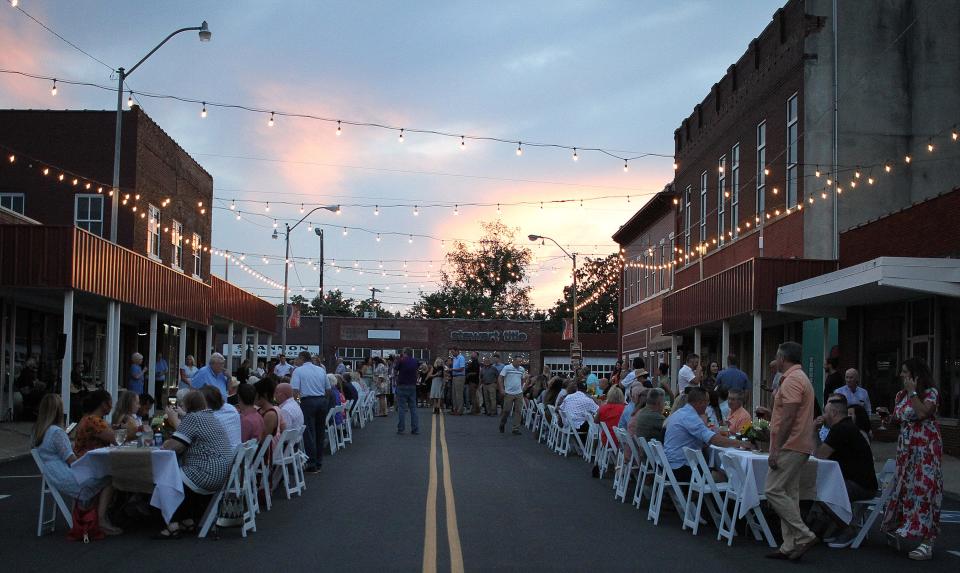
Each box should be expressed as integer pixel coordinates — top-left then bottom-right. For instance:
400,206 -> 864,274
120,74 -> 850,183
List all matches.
224,249 -> 229,280
369,287 -> 381,318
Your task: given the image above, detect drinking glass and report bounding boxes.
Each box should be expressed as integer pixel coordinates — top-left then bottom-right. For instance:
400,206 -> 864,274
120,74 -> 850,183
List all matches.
115,428 -> 127,446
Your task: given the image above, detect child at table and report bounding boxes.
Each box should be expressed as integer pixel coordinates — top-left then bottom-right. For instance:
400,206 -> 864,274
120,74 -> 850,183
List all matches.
32,394 -> 122,535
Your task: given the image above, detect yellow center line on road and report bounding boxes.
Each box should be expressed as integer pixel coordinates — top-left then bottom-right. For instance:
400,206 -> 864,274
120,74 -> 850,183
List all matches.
422,415 -> 438,573
438,413 -> 465,573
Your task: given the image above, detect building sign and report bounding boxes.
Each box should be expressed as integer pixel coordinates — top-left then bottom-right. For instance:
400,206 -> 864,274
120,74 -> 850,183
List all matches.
449,329 -> 528,343
367,329 -> 401,340
222,344 -> 320,359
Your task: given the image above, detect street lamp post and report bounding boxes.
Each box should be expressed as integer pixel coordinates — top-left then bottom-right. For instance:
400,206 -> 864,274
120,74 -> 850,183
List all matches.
109,22 -> 212,243
274,206 -> 339,356
528,234 -> 578,349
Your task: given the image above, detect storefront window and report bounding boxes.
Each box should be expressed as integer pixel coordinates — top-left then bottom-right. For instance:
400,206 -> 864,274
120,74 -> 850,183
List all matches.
940,299 -> 960,419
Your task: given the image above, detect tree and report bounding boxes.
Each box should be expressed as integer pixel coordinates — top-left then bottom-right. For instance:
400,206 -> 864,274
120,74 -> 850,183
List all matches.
542,253 -> 619,333
409,221 -> 534,318
275,290 -> 356,317
353,298 -> 399,318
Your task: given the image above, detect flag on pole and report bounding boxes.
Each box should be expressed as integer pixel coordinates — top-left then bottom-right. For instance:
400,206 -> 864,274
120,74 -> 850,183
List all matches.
562,318 -> 573,341
288,305 -> 301,329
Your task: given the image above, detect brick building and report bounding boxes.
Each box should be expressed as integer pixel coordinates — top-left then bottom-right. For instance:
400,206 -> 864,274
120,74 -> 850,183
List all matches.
615,0 -> 960,450
0,109 -> 274,422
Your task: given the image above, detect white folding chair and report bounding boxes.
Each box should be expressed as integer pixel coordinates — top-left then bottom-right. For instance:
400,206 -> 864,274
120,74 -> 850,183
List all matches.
716,451 -> 776,546
849,458 -> 896,549
198,444 -> 247,538
247,438 -> 272,513
632,437 -> 656,508
647,440 -> 690,525
233,439 -> 259,537
325,407 -> 340,455
341,401 -> 355,445
31,449 -> 73,536
596,423 -> 618,479
536,403 -> 550,443
614,429 -> 642,503
681,447 -> 728,535
271,428 -> 304,499
582,417 -> 600,463
546,405 -> 559,449
553,409 -> 572,455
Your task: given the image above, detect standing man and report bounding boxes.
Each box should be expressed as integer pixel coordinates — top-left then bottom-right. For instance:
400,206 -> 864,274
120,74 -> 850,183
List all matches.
190,353 -> 228,398
492,353 -> 506,374
835,368 -> 871,413
394,348 -> 420,435
716,354 -> 750,406
823,357 -> 843,396
498,356 -> 528,435
154,352 -> 169,403
765,341 -> 818,561
273,354 -> 294,379
291,350 -> 329,473
480,356 -> 499,416
466,351 -> 481,414
450,347 -> 466,415
677,353 -> 700,395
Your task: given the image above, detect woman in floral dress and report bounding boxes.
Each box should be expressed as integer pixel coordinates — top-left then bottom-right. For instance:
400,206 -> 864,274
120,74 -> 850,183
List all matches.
882,357 -> 942,561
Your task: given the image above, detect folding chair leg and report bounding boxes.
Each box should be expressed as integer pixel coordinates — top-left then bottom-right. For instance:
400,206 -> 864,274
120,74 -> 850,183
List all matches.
197,491 -> 225,538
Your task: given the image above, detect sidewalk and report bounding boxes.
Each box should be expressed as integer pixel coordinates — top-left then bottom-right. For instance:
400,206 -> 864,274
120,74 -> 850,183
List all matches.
0,422 -> 32,463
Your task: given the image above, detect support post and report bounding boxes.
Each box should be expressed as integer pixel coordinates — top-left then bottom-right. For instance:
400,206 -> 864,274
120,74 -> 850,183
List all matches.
205,324 -> 214,364
0,302 -> 7,420
721,320 -> 731,368
752,312 -> 763,411
178,320 -> 187,385
240,326 -> 248,368
822,317 -> 831,401
226,322 -> 235,374
670,335 -> 679,396
693,327 -> 702,358
147,312 -> 158,405
266,334 -> 273,365
250,330 -> 259,369
60,291 -> 75,424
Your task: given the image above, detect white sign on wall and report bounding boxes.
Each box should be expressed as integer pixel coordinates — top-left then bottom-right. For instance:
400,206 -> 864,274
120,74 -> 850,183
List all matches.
222,344 -> 320,359
367,329 -> 401,340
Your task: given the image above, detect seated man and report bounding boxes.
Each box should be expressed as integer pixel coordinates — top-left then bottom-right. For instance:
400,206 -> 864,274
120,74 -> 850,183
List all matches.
724,390 -> 752,434
629,387 -> 666,442
663,388 -> 753,483
810,400 -> 879,547
557,381 -> 598,438
817,393 -> 848,442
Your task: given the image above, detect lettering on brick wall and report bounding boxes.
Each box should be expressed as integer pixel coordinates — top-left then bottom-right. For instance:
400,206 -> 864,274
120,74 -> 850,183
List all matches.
449,330 -> 528,343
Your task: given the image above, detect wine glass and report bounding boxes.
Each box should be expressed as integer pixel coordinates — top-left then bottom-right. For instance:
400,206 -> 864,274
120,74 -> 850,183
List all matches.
115,428 -> 127,447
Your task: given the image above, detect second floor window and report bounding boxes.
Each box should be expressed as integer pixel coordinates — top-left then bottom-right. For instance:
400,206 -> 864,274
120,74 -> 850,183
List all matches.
699,171 -> 708,244
0,193 -> 25,214
192,232 -> 202,276
172,220 -> 183,269
684,185 -> 692,256
718,156 -> 726,244
756,121 -> 766,215
75,195 -> 104,236
731,143 -> 740,238
786,93 -> 799,206
147,204 -> 161,259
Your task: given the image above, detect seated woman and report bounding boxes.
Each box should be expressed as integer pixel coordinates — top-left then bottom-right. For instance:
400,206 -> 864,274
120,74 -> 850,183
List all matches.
237,383 -> 264,442
254,377 -> 286,453
32,395 -> 122,535
74,390 -> 116,458
597,386 -> 626,447
158,390 -> 233,539
327,374 -> 345,426
110,390 -> 143,438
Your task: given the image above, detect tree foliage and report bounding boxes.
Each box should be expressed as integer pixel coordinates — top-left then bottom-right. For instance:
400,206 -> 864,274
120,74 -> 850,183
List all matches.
274,289 -> 397,318
541,253 -> 619,333
409,221 -> 533,318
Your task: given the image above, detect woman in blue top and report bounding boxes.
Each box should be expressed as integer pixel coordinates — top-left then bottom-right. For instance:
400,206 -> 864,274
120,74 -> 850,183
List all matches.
128,352 -> 146,394
31,394 -> 122,535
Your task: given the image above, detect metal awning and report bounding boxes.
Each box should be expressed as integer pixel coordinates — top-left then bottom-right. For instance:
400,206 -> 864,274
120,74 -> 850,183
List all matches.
777,257 -> 960,317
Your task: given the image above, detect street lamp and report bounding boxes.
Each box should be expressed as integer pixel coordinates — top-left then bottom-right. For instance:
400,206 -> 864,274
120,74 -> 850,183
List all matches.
528,234 -> 578,348
109,21 -> 212,243
277,205 -> 339,356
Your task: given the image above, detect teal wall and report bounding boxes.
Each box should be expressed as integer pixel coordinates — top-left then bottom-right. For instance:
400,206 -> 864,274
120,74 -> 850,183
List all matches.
802,318 -> 838,404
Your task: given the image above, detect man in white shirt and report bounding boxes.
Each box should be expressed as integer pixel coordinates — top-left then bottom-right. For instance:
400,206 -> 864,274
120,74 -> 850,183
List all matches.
200,385 -> 241,449
834,369 -> 871,414
558,381 -> 599,435
291,351 -> 330,472
619,357 -> 645,392
677,353 -> 700,395
498,356 -> 528,435
273,354 -> 294,379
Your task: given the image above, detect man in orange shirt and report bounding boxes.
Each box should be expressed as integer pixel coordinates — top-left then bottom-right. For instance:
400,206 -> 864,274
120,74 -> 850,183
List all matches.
765,341 -> 817,561
724,390 -> 752,434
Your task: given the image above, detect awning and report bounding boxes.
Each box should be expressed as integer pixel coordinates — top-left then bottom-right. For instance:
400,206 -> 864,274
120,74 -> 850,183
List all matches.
777,257 -> 960,317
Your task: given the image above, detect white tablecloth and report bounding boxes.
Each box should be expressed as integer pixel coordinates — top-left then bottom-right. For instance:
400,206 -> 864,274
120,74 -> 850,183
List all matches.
71,447 -> 184,523
710,446 -> 852,523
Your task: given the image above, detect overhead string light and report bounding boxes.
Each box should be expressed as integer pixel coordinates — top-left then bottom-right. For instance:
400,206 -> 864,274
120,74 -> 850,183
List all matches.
268,112 -> 275,127
51,79 -> 57,96
460,136 -> 465,150
516,142 -> 523,156
127,91 -> 134,108
398,128 -> 404,143
572,148 -> 579,162
201,102 -> 207,118
374,205 -> 379,216
336,120 -> 342,136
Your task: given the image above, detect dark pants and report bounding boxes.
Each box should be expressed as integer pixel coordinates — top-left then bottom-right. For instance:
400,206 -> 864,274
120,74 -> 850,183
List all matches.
300,395 -> 329,468
172,486 -> 211,525
396,385 -> 419,433
468,382 -> 480,414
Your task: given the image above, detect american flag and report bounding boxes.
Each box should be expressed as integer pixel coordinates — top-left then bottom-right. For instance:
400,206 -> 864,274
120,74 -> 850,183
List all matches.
288,305 -> 301,328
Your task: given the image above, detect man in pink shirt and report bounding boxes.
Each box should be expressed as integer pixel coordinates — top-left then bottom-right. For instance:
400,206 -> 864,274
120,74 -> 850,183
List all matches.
765,341 -> 817,561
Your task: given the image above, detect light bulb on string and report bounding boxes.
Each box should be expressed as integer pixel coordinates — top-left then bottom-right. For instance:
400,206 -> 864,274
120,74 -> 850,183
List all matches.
342,227 -> 347,236
335,205 -> 342,215
854,168 -> 861,179
815,166 -> 821,177
51,79 -> 57,96
454,205 -> 459,216
273,219 -> 278,228
904,155 -> 912,164
496,204 -> 501,216
307,222 -> 313,232
265,202 -> 270,212
201,102 -> 207,118
230,200 -> 236,210
398,128 -> 404,143
336,120 -> 342,136
299,203 -> 305,214
408,235 -> 413,244
374,205 -> 379,216
516,142 -> 523,156
127,92 -> 134,108
927,141 -> 934,152
884,164 -> 892,173
460,136 -> 465,150
268,112 -> 275,127
235,213 -> 241,221
623,160 -> 629,172
572,148 -> 578,161
376,233 -> 381,242
952,127 -> 958,141
413,205 -> 419,216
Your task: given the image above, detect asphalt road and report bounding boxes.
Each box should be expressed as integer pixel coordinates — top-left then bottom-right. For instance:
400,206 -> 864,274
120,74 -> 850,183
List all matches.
0,410 -> 957,572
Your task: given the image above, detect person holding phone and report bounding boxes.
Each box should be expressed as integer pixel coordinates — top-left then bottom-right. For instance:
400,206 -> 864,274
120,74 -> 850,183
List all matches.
881,358 -> 943,561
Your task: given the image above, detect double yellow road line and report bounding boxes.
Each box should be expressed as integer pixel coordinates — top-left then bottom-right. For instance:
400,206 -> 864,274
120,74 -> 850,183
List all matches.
422,413 -> 464,573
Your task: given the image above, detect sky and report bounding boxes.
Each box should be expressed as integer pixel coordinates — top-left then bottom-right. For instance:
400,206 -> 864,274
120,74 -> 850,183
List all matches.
0,0 -> 784,312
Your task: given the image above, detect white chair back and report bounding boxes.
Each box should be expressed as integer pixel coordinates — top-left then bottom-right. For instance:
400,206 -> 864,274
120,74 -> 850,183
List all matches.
632,436 -> 655,508
31,449 -> 73,536
849,458 -> 898,549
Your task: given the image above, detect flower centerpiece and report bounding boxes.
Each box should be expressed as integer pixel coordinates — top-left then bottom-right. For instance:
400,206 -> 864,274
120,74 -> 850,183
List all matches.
741,419 -> 771,451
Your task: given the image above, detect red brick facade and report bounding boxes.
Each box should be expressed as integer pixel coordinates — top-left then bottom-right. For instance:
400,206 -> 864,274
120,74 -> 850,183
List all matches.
0,109 -> 212,279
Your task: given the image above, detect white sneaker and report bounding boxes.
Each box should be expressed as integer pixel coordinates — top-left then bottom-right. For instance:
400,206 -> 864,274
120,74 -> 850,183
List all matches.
908,543 -> 933,561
